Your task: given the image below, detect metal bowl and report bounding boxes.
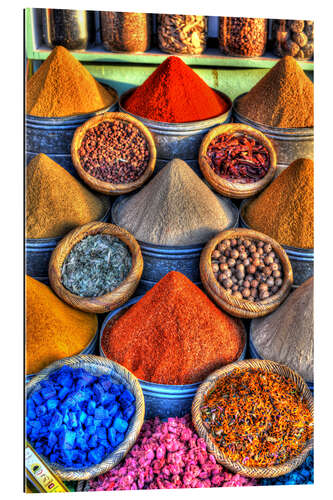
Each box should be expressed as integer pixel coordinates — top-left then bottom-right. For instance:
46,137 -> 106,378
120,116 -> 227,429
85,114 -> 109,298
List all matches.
112,194 -> 239,290
119,87 -> 232,161
233,94 -> 313,167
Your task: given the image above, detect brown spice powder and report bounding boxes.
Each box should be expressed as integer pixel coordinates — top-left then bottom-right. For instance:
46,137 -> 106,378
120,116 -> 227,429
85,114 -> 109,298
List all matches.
26,46 -> 115,117
244,158 -> 314,249
26,154 -> 109,239
237,56 -> 314,128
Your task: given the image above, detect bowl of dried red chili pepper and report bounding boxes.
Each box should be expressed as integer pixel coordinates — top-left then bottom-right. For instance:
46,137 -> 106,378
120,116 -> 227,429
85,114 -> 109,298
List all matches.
200,228 -> 293,318
71,112 -> 157,195
198,123 -> 277,199
192,359 -> 313,478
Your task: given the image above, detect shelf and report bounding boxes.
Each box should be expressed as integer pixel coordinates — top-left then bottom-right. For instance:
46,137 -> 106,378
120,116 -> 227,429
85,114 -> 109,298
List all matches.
25,9 -> 314,72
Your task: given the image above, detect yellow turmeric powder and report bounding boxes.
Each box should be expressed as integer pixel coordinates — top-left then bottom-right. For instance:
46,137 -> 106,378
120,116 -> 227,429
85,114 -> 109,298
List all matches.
26,276 -> 97,375
243,158 -> 313,249
26,154 -> 109,239
26,46 -> 115,117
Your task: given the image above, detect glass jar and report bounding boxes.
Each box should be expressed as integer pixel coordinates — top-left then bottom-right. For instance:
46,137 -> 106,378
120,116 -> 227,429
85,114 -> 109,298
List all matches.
41,9 -> 95,50
271,20 -> 314,60
157,15 -> 207,55
100,12 -> 151,53
218,17 -> 267,57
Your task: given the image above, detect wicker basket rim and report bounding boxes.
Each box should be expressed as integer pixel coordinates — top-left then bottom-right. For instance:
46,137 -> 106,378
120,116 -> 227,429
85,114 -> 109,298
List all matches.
201,227 -> 293,311
48,221 -> 143,304
25,354 -> 145,481
192,358 -> 313,478
198,122 -> 277,191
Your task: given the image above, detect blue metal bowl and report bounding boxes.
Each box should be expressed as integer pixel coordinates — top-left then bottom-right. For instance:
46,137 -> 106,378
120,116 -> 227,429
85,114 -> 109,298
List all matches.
99,295 -> 247,419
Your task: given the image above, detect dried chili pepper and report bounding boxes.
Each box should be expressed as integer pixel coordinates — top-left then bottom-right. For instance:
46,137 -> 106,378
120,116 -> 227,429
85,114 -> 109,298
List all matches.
206,133 -> 270,183
201,369 -> 313,467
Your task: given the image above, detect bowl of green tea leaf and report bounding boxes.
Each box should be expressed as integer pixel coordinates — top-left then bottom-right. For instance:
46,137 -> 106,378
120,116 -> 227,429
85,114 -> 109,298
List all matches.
48,221 -> 144,313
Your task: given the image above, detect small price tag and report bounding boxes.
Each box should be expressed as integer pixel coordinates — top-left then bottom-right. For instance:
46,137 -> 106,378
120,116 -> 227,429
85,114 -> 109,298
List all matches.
25,442 -> 69,493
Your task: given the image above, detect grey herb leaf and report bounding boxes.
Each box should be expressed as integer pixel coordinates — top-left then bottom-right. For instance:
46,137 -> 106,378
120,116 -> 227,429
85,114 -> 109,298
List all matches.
61,234 -> 132,297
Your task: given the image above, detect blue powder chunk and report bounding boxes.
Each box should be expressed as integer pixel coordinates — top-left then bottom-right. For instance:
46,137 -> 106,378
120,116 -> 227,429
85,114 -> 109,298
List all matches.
108,428 -> 117,447
48,432 -> 57,449
123,404 -> 135,421
93,383 -> 105,401
113,417 -> 128,433
59,430 -> 76,450
31,391 -> 43,406
109,383 -> 123,396
114,432 -> 125,447
30,420 -> 42,430
68,412 -> 78,429
57,372 -> 73,388
87,401 -> 96,415
94,407 -> 107,420
86,425 -> 97,437
36,405 -> 47,417
88,446 -> 105,464
76,437 -> 88,451
79,411 -> 87,424
63,410 -> 69,424
85,416 -> 94,427
107,402 -> 119,419
46,399 -> 58,411
99,376 -> 113,392
49,411 -> 63,431
41,386 -> 57,400
96,427 -> 107,441
58,387 -> 71,400
102,418 -> 113,429
88,435 -> 98,449
118,390 -> 135,408
101,393 -> 116,406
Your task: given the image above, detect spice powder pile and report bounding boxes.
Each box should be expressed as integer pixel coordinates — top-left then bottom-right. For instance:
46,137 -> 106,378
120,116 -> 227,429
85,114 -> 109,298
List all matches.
201,369 -> 313,467
251,277 -> 314,383
243,158 -> 314,249
123,56 -> 229,123
26,276 -> 97,374
102,271 -> 245,385
115,158 -> 236,246
26,46 -> 115,117
26,154 -> 108,239
237,56 -> 313,128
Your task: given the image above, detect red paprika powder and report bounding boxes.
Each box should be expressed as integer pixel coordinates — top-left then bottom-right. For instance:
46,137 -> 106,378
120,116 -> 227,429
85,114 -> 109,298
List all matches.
123,56 -> 230,123
102,271 -> 245,385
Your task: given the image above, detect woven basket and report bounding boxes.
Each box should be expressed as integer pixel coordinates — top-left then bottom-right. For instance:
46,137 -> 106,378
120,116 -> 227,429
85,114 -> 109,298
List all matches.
192,359 -> 313,478
198,123 -> 277,199
71,111 -> 156,195
48,221 -> 143,313
25,354 -> 145,481
200,228 -> 293,318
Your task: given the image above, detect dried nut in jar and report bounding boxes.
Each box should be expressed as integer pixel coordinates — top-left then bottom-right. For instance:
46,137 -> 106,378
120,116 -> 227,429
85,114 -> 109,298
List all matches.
290,20 -> 304,33
283,39 -> 300,56
219,262 -> 229,272
292,32 -> 308,47
232,291 -> 243,300
228,258 -> 236,267
212,250 -> 221,259
242,288 -> 251,298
